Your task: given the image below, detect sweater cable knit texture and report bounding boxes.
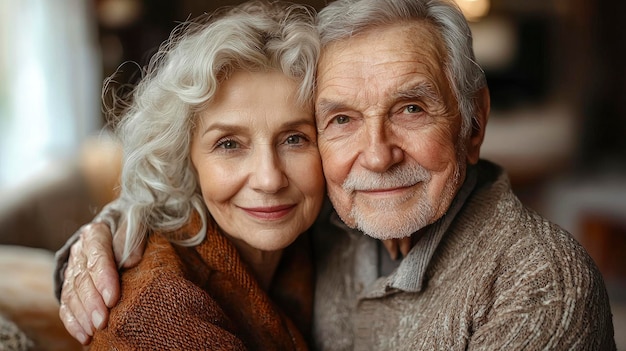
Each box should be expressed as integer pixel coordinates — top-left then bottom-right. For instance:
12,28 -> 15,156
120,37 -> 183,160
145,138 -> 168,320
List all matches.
312,160 -> 616,350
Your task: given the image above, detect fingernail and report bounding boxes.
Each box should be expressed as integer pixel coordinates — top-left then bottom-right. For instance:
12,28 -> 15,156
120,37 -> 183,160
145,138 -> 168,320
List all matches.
103,289 -> 112,306
92,310 -> 104,329
76,332 -> 87,344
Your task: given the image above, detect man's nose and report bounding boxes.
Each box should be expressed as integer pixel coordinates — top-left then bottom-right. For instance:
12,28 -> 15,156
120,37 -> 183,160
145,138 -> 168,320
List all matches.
249,148 -> 289,193
359,122 -> 404,173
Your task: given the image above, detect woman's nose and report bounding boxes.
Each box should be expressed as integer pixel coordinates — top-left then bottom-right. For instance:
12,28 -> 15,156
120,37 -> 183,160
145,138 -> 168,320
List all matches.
249,148 -> 288,193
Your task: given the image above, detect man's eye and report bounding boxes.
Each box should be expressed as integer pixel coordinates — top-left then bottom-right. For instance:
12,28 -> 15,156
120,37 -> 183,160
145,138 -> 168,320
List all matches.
217,139 -> 238,149
404,104 -> 423,113
333,115 -> 350,124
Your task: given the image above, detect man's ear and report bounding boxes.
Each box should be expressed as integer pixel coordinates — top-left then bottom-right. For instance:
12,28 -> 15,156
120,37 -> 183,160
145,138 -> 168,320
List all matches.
466,86 -> 490,165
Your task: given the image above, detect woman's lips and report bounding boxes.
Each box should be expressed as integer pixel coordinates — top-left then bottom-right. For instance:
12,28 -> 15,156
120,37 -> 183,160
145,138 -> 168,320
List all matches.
240,204 -> 295,220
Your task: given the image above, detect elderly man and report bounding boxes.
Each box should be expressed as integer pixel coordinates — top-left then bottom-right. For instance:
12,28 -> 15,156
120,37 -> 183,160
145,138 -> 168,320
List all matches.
56,0 -> 616,349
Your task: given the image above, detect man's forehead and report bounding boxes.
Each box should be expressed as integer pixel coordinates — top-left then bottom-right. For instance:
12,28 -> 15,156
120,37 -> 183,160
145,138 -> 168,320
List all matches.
317,47 -> 445,95
319,21 -> 439,54
317,23 -> 443,75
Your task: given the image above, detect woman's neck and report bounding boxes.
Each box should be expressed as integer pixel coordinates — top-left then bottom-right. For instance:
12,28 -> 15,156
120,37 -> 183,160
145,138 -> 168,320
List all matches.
227,237 -> 284,291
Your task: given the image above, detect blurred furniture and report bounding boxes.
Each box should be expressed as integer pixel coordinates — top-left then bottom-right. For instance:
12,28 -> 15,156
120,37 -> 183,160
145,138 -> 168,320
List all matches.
480,102 -> 576,186
0,246 -> 82,351
0,135 -> 121,351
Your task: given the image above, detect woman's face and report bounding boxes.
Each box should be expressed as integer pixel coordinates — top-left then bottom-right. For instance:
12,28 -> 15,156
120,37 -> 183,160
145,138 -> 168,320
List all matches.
190,70 -> 324,251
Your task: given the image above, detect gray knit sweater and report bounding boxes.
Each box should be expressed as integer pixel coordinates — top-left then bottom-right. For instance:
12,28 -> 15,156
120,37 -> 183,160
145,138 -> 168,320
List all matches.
311,160 -> 615,350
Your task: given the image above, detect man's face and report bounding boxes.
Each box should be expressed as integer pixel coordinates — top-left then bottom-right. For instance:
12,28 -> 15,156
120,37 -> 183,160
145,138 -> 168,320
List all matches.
315,22 -> 467,240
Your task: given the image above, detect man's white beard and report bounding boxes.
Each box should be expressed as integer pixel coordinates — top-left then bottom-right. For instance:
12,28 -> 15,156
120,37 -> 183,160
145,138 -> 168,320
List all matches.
341,162 -> 435,240
350,189 -> 435,240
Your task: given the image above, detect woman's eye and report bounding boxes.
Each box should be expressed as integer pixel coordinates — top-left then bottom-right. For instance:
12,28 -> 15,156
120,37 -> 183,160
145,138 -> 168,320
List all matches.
285,134 -> 307,145
404,104 -> 423,114
217,139 -> 238,149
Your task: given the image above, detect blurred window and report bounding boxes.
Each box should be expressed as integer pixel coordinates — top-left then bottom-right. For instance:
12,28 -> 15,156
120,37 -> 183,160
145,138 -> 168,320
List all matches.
0,0 -> 101,190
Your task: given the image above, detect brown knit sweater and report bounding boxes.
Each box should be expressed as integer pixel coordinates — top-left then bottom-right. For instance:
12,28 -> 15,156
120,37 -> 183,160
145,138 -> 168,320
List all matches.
90,213 -> 313,351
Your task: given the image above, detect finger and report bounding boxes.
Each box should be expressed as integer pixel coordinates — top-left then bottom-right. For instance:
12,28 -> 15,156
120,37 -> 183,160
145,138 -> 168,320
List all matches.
59,302 -> 92,345
60,285 -> 93,338
64,239 -> 100,333
113,221 -> 145,269
382,239 -> 399,260
66,240 -> 110,334
82,222 -> 120,308
112,221 -> 126,265
399,236 -> 413,258
73,260 -> 110,332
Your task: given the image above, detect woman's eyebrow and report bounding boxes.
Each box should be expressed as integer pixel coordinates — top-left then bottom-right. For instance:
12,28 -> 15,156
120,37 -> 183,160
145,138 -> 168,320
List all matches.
200,122 -> 246,137
281,117 -> 317,130
201,118 -> 315,137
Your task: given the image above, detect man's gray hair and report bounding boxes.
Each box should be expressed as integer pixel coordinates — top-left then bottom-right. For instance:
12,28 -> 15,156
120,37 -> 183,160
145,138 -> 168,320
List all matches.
109,0 -> 320,264
317,0 -> 486,139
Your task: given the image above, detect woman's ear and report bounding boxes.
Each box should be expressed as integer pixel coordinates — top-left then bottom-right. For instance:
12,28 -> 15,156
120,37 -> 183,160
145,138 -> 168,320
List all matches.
466,86 -> 490,165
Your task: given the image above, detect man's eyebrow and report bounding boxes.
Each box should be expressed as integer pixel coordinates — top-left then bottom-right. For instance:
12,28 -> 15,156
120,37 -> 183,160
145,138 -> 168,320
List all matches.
314,99 -> 346,120
393,82 -> 440,103
314,82 -> 441,119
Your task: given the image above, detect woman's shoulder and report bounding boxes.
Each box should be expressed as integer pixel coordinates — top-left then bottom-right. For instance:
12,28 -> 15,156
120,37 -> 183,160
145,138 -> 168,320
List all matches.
119,233 -> 198,305
92,234 -> 243,349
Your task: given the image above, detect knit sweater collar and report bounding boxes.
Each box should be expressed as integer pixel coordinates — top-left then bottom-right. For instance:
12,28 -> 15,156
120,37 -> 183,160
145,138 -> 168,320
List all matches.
386,165 -> 478,293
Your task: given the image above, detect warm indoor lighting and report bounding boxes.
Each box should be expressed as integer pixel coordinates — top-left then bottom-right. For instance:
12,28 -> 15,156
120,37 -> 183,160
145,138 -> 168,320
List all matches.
98,0 -> 143,28
454,0 -> 490,21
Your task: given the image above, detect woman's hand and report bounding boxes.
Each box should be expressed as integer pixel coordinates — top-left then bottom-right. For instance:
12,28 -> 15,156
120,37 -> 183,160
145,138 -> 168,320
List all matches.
58,220 -> 144,345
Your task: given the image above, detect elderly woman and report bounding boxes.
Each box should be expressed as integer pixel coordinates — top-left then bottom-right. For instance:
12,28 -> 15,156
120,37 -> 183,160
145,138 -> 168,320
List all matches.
73,1 -> 324,349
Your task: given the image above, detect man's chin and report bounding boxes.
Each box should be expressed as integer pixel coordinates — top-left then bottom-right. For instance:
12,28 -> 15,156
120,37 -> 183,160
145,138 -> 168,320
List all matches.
353,219 -> 426,241
363,231 -> 414,241
334,203 -> 431,240
347,205 -> 433,240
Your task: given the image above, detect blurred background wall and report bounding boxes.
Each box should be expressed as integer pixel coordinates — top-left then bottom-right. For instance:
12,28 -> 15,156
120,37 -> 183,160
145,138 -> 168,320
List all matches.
0,0 -> 624,347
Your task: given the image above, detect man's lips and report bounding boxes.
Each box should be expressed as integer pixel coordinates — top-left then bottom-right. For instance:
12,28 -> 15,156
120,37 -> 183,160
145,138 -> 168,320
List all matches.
240,204 -> 296,220
355,184 -> 415,195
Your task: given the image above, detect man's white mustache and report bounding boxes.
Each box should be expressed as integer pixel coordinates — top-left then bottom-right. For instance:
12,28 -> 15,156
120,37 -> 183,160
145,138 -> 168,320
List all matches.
342,164 -> 431,191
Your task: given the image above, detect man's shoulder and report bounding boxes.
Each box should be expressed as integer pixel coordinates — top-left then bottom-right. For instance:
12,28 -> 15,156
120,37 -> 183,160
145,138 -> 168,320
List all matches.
468,161 -> 596,268
449,163 -> 608,307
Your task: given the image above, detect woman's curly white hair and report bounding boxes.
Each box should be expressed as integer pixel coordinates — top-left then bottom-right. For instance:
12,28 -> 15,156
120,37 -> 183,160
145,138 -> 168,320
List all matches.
106,0 -> 319,264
